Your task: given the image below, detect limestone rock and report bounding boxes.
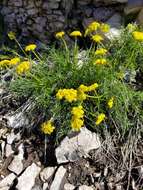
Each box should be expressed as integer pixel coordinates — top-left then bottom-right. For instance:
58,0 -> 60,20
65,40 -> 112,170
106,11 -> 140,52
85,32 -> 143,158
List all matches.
64,183 -> 75,190
5,144 -> 14,157
78,185 -> 94,190
16,163 -> 41,190
0,173 -> 16,190
55,127 -> 101,164
107,13 -> 122,29
8,144 -> 24,175
50,166 -> 67,190
40,167 -> 56,182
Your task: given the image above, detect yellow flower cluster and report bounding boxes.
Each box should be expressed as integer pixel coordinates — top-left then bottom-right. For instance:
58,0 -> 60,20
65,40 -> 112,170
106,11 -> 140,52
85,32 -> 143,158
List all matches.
25,44 -> 37,52
94,58 -> 107,65
92,34 -> 103,43
70,31 -> 82,37
71,106 -> 84,131
0,60 -> 10,67
107,97 -> 114,109
100,23 -> 110,33
16,61 -> 30,75
55,31 -> 65,38
95,48 -> 107,55
96,113 -> 106,125
41,120 -> 55,135
85,21 -> 100,36
56,88 -> 78,102
132,31 -> 143,41
0,57 -> 20,68
56,83 -> 99,102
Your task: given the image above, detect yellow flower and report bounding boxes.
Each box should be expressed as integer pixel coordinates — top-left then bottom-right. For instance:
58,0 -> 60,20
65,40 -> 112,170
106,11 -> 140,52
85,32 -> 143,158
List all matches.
77,90 -> 87,101
78,84 -> 89,92
132,31 -> 143,41
100,23 -> 110,33
8,31 -> 16,40
25,44 -> 37,52
88,83 -> 99,91
94,58 -> 107,65
71,117 -> 84,131
95,48 -> 107,55
16,61 -> 30,75
71,105 -> 84,131
96,113 -> 106,125
41,120 -> 55,135
10,57 -> 20,65
55,31 -> 65,38
85,21 -> 100,36
92,34 -> 103,43
107,97 -> 114,109
56,89 -> 78,102
70,31 -> 82,37
0,60 -> 10,67
71,106 -> 84,118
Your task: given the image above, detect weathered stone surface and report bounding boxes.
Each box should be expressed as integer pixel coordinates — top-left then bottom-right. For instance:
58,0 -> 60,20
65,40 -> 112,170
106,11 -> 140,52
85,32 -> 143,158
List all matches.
8,144 -> 24,175
50,166 -> 67,190
5,144 -> 14,157
55,127 -> 101,164
93,7 -> 115,22
78,185 -> 94,190
0,0 -> 125,43
40,167 -> 56,182
64,183 -> 75,190
16,163 -> 41,190
0,173 -> 16,190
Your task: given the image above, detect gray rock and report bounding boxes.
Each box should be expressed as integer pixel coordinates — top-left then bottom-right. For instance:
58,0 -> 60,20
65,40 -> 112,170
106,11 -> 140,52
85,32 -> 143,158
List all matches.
93,7 -> 115,22
40,167 -> 56,182
8,144 -> 24,175
43,183 -> 49,190
107,13 -> 122,29
7,131 -> 21,145
64,183 -> 75,190
93,0 -> 127,5
6,112 -> 29,128
78,185 -> 94,190
5,144 -> 14,157
55,127 -> 101,164
16,163 -> 41,190
0,173 -> 16,190
50,166 -> 67,190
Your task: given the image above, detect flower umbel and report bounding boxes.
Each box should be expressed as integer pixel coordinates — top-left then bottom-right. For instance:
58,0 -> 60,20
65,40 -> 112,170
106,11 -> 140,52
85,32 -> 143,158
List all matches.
94,58 -> 107,65
25,44 -> 37,52
56,89 -> 78,102
16,61 -> 30,75
96,113 -> 106,125
100,23 -> 110,33
0,60 -> 10,67
132,31 -> 143,41
70,31 -> 82,37
41,120 -> 55,135
92,34 -> 103,43
95,48 -> 107,55
107,97 -> 114,109
55,31 -> 65,38
10,57 -> 20,65
71,106 -> 84,131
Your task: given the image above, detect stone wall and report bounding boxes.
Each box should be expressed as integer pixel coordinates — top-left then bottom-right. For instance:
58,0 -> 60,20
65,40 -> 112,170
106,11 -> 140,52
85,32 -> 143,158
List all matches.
0,0 -> 127,42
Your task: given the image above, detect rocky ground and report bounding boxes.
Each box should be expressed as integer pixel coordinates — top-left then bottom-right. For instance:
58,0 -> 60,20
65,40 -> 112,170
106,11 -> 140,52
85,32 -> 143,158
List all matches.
0,82 -> 143,190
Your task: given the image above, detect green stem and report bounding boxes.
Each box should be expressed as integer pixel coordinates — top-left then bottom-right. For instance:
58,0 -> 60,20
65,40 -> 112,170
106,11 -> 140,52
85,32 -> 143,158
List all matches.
32,51 -> 42,62
15,39 -> 28,57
